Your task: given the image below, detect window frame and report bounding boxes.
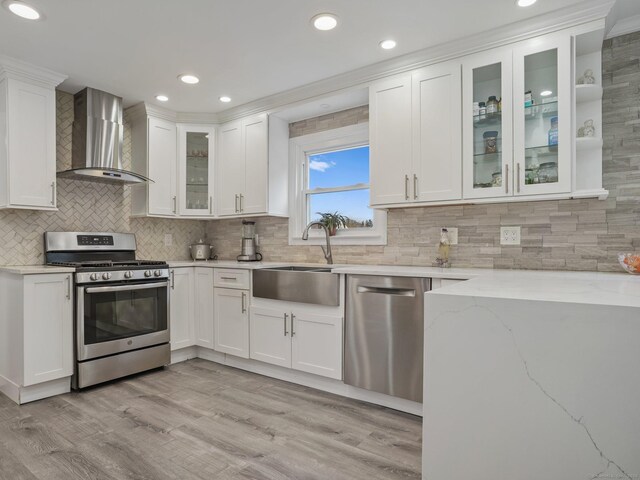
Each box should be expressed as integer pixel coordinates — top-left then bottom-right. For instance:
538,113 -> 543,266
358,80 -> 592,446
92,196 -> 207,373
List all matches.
288,123 -> 387,246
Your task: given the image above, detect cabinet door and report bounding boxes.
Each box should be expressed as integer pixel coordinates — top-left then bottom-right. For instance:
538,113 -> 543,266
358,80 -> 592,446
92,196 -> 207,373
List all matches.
7,79 -> 56,209
241,114 -> 268,215
178,125 -> 216,216
250,306 -> 291,368
291,310 -> 342,380
217,121 -> 245,216
513,35 -> 571,196
462,49 -> 513,199
169,268 -> 195,350
23,274 -> 73,386
194,268 -> 214,349
369,75 -> 413,206
412,62 -> 462,202
213,288 -> 249,358
148,117 -> 177,216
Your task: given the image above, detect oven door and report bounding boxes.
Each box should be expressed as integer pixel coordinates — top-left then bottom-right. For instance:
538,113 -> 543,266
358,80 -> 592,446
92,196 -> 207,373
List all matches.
77,280 -> 170,361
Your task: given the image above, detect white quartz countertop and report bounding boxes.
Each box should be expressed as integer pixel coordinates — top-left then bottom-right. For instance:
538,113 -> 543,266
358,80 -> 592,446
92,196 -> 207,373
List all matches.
429,269 -> 640,308
167,260 -> 298,269
0,265 -> 76,275
329,264 -> 491,279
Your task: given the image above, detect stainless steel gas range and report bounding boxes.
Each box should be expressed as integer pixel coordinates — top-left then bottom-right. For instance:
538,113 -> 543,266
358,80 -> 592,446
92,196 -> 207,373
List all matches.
44,232 -> 170,389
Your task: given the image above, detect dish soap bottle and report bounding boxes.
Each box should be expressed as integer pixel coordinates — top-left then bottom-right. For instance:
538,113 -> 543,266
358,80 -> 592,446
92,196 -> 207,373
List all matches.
435,228 -> 451,268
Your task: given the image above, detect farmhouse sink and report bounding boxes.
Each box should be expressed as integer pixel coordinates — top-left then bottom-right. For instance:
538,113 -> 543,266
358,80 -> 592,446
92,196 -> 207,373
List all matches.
253,265 -> 339,306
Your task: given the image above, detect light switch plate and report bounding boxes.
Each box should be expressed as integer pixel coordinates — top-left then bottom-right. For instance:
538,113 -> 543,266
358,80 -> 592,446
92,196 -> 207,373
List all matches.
164,234 -> 173,247
500,226 -> 521,245
443,227 -> 458,245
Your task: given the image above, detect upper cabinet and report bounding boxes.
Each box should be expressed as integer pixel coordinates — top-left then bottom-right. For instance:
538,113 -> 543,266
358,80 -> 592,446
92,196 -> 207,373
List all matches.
0,58 -> 66,211
462,35 -> 571,199
370,63 -> 462,207
178,124 -> 215,216
216,113 -> 288,217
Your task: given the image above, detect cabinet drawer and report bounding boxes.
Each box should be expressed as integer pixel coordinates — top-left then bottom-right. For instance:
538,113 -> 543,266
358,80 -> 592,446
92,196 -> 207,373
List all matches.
213,269 -> 250,290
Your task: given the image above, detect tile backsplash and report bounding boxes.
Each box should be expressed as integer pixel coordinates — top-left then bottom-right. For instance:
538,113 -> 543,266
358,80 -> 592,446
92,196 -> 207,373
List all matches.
0,91 -> 204,265
206,31 -> 640,272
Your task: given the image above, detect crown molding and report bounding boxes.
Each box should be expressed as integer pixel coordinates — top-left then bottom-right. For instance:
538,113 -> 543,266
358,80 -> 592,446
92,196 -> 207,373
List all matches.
176,112 -> 219,124
125,102 -> 178,123
0,54 -> 67,87
215,0 -> 614,123
606,14 -> 640,39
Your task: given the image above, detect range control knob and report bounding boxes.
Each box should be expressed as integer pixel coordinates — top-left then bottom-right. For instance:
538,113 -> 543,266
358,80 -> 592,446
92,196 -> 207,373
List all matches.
89,273 -> 99,281
154,270 -> 162,277
102,272 -> 112,280
124,271 -> 133,279
144,270 -> 152,278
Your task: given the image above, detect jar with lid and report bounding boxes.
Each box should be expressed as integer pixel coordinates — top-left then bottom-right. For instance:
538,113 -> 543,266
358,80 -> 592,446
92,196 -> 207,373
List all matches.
483,130 -> 498,154
473,102 -> 480,122
548,116 -> 558,151
478,102 -> 486,120
538,162 -> 558,184
486,96 -> 498,115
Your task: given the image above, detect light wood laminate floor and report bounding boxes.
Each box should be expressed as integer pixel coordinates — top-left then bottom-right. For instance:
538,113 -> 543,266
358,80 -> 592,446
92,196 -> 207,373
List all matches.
0,359 -> 422,479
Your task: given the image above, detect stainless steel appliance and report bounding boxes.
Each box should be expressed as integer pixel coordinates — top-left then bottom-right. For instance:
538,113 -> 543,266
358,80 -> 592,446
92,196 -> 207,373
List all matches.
44,232 -> 170,389
237,220 -> 262,262
345,275 -> 431,402
189,240 -> 215,261
57,87 -> 151,184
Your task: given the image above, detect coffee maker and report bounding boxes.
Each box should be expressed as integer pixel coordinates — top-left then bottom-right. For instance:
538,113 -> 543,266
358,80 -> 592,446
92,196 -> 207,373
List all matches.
237,220 -> 262,262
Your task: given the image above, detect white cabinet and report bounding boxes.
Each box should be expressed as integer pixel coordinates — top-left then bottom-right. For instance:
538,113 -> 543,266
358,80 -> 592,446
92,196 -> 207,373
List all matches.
130,104 -> 178,217
213,287 -> 249,358
462,34 -> 571,199
178,124 -> 216,216
169,267 -> 195,351
0,272 -> 73,404
194,267 -> 214,349
249,302 -> 343,380
369,64 -> 462,207
216,113 -> 288,217
0,58 -> 65,211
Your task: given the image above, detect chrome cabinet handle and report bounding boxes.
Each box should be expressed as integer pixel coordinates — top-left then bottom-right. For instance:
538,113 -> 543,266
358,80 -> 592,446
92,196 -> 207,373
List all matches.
220,276 -> 237,281
413,174 -> 418,200
239,194 -> 244,213
517,163 -> 521,193
170,270 -> 175,290
241,292 -> 247,313
235,194 -> 239,213
50,182 -> 55,205
290,313 -> 296,337
209,196 -> 213,214
283,313 -> 289,336
65,275 -> 71,300
173,196 -> 177,214
404,175 -> 409,200
505,164 -> 509,194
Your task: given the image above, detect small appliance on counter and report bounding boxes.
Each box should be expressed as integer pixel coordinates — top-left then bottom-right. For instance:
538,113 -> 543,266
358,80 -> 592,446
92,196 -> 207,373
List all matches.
189,239 -> 216,261
237,220 -> 262,262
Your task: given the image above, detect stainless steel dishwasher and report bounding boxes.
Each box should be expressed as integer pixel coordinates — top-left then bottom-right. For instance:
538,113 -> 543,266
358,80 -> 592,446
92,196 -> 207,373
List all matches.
345,275 -> 430,402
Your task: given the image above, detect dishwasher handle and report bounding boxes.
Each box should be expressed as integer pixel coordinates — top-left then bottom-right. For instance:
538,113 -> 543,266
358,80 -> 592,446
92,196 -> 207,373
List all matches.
356,285 -> 416,297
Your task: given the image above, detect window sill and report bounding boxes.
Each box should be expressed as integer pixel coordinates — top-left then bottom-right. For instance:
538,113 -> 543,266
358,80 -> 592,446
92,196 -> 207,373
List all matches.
289,231 -> 387,246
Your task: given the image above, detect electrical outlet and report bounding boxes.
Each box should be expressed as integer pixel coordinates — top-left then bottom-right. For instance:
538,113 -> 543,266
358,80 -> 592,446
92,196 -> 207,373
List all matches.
164,234 -> 173,247
500,226 -> 521,245
443,227 -> 458,245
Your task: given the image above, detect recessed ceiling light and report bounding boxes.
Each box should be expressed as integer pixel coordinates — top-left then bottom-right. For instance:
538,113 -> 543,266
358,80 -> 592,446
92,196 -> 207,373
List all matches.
4,0 -> 41,20
155,95 -> 169,102
540,90 -> 553,96
380,39 -> 397,50
219,96 -> 231,103
311,13 -> 338,31
178,74 -> 199,85
516,0 -> 537,6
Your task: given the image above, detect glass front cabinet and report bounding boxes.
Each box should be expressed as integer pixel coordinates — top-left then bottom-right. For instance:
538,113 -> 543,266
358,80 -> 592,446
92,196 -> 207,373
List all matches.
177,124 -> 216,216
463,34 -> 571,200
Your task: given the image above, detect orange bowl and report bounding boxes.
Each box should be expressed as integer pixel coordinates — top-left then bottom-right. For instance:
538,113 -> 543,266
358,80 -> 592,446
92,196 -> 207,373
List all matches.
618,253 -> 640,274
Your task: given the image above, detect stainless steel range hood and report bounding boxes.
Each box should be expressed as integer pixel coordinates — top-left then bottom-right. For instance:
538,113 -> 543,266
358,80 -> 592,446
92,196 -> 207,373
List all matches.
58,87 -> 151,185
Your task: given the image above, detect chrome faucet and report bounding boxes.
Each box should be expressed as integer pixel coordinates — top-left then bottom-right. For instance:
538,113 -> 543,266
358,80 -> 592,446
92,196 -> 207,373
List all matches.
301,221 -> 333,265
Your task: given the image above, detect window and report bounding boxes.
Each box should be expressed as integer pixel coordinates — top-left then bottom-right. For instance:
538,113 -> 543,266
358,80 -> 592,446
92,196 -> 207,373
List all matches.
289,123 -> 387,246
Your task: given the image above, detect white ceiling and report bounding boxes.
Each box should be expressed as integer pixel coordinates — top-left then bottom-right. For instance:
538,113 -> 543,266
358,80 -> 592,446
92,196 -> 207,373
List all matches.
0,0 -> 621,113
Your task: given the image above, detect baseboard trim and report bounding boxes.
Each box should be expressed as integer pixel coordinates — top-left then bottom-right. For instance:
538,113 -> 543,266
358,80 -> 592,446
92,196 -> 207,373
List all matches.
0,375 -> 70,405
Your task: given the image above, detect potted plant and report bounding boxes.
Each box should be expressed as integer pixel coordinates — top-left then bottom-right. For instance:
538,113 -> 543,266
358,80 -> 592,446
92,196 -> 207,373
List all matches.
316,211 -> 349,236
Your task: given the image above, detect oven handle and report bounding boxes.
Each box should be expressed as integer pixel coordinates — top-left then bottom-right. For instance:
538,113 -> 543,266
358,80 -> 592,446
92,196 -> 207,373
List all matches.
85,281 -> 169,294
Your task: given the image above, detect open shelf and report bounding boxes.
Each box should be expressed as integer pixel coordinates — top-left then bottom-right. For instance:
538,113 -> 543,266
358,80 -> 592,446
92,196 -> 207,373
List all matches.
576,137 -> 603,151
575,84 -> 603,103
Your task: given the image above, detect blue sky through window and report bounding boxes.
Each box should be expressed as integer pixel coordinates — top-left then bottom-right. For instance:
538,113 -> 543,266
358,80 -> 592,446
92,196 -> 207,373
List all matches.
307,145 -> 372,226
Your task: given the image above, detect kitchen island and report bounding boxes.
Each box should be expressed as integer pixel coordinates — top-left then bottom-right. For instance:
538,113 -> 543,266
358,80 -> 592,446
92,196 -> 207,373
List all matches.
423,271 -> 640,480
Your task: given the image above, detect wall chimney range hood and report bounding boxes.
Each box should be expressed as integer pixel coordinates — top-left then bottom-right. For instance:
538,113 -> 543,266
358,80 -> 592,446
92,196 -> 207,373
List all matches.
58,87 -> 151,185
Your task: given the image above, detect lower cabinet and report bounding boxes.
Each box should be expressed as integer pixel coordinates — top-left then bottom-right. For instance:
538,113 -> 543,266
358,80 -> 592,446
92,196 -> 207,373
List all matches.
213,287 -> 249,358
194,268 -> 214,348
250,304 -> 343,380
169,267 -> 195,350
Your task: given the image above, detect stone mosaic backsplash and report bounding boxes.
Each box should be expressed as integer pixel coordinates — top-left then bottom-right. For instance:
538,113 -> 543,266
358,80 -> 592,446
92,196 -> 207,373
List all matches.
207,32 -> 640,272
